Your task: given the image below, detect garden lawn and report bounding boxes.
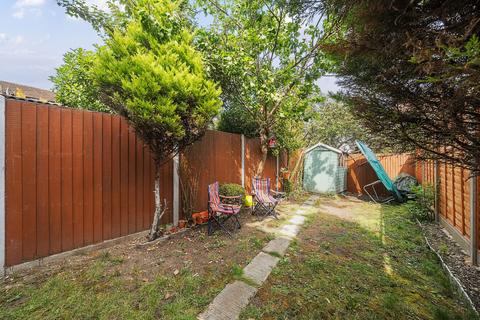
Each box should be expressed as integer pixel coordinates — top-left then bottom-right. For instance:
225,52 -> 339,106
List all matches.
1,201 -> 308,320
242,196 -> 479,320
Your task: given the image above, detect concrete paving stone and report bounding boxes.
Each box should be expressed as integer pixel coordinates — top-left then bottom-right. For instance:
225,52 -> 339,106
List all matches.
198,281 -> 257,320
243,252 -> 280,285
279,224 -> 300,238
262,237 -> 291,256
289,215 -> 306,225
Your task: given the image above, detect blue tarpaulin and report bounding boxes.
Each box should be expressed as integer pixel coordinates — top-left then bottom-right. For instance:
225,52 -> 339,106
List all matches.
355,141 -> 403,202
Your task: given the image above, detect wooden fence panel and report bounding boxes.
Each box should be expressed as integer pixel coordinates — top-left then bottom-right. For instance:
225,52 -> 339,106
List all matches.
4,101 -> 160,267
346,153 -> 416,195
4,99 -> 281,267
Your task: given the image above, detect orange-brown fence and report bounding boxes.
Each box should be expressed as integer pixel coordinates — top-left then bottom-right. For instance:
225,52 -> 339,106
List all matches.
179,131 -> 280,214
346,153 -> 416,195
416,160 -> 480,255
3,98 -> 279,267
346,151 -> 479,257
4,99 -> 174,267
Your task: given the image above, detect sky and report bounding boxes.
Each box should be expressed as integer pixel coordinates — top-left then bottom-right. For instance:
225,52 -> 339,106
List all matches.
0,0 -> 340,92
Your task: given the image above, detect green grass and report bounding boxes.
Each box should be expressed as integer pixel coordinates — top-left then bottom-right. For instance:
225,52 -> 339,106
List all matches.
1,240 -> 271,320
0,254 -> 228,320
241,200 -> 478,320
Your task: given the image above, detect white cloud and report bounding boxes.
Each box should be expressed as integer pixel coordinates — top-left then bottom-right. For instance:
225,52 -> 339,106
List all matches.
12,0 -> 46,19
0,33 -> 24,46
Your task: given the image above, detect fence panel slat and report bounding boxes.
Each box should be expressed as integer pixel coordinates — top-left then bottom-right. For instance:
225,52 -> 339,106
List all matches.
36,105 -> 50,257
93,113 -> 103,243
5,100 -> 23,266
72,109 -> 84,248
61,109 -> 74,252
102,115 -> 112,240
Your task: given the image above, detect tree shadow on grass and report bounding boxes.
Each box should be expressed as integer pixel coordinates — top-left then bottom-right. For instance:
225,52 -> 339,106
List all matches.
242,198 -> 478,320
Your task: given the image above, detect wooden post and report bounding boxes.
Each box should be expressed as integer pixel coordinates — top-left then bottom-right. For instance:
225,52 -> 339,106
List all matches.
434,160 -> 440,223
276,154 -> 279,191
470,172 -> 478,266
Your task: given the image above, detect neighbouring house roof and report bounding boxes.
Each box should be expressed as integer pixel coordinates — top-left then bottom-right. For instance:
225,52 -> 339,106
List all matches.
0,80 -> 56,103
305,142 -> 343,154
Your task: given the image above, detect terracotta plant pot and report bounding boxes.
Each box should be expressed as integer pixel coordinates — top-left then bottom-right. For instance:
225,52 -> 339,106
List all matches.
178,219 -> 187,229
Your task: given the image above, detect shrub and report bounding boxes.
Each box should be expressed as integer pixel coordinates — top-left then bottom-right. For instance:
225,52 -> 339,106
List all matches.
219,183 -> 245,205
405,184 -> 435,222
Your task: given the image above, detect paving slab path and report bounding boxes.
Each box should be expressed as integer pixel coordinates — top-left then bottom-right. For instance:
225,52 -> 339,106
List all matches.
198,196 -> 318,320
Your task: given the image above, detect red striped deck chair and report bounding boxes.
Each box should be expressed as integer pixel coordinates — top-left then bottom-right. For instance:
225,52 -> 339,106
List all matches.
207,182 -> 242,236
252,177 -> 284,219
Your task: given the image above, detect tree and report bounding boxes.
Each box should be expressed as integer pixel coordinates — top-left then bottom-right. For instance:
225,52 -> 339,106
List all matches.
90,0 -> 221,240
320,0 -> 480,174
50,48 -> 110,112
217,104 -> 259,138
196,0 -> 335,175
305,100 -> 378,151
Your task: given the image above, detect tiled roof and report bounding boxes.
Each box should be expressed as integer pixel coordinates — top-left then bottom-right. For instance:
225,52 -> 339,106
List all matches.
0,80 -> 56,103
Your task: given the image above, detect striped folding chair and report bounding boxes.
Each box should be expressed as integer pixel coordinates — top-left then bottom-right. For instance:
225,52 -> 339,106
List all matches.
207,182 -> 242,236
252,177 -> 284,219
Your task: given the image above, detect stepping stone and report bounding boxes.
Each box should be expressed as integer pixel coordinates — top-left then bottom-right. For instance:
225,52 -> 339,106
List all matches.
289,215 -> 306,225
263,237 -> 291,256
198,281 -> 257,320
296,209 -> 307,215
243,252 -> 280,285
279,224 -> 300,238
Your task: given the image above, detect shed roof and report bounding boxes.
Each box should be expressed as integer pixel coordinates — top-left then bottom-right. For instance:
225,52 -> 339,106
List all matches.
305,142 -> 343,154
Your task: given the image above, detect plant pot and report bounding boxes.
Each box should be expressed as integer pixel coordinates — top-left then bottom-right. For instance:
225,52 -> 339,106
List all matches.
192,210 -> 209,225
178,219 -> 187,229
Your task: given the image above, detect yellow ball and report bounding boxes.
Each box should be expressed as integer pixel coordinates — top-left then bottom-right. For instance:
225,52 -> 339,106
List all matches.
244,195 -> 253,207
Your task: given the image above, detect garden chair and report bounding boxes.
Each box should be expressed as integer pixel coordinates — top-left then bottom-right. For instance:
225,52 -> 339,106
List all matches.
252,177 -> 285,219
207,182 -> 242,236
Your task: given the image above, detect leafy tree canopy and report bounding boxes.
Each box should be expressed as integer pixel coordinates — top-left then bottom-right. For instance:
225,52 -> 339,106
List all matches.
50,48 -> 110,113
93,0 -> 222,166
320,0 -> 480,173
196,0 -> 336,174
304,99 -> 385,152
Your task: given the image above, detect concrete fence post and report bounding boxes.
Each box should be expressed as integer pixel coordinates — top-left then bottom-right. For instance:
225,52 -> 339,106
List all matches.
173,154 -> 179,226
470,172 -> 478,266
241,134 -> 245,188
0,96 -> 5,273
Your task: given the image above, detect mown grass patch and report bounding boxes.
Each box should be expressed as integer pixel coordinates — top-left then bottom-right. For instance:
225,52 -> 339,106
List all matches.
241,199 -> 478,320
0,253 -> 227,320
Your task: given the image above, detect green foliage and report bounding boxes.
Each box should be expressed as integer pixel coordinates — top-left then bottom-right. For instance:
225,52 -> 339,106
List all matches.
305,100 -> 377,150
405,184 -> 435,222
93,0 -> 222,164
196,0 -> 332,172
282,178 -> 293,194
321,0 -> 480,172
50,48 -> 110,113
217,104 -> 258,138
219,183 -> 245,198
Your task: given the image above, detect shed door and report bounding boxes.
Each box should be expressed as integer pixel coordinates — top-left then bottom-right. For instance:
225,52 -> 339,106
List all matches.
303,149 -> 337,193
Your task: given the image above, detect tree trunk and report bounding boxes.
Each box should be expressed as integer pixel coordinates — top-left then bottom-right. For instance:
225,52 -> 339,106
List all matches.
148,166 -> 166,241
256,131 -> 269,176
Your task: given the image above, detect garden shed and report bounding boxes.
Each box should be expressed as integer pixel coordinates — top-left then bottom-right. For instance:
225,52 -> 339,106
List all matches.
303,143 -> 347,193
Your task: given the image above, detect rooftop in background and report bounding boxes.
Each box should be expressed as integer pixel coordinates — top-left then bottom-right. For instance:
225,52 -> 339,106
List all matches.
0,80 -> 56,103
